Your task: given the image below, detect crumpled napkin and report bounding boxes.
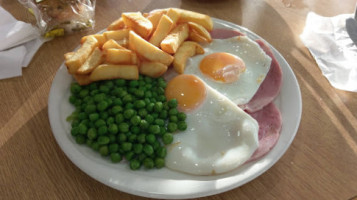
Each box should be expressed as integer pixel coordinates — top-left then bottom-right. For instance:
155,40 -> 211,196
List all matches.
300,12 -> 357,92
0,6 -> 45,80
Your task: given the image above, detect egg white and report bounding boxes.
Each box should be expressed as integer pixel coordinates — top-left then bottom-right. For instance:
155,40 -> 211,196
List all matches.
165,81 -> 259,175
184,36 -> 272,105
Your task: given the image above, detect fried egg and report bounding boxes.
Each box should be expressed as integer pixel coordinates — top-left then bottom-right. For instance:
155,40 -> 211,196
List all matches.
184,36 -> 272,105
165,74 -> 259,175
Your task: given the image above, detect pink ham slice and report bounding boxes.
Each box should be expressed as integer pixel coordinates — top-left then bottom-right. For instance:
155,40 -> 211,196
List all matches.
210,28 -> 283,160
239,40 -> 283,112
246,102 -> 282,161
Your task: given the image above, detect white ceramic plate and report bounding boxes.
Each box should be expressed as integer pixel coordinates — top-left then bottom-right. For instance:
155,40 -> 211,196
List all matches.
48,18 -> 302,199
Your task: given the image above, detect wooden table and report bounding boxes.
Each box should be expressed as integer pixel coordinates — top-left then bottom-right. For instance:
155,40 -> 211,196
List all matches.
1,0 -> 357,199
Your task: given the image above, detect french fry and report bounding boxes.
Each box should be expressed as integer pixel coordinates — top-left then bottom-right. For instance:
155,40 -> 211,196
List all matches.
73,74 -> 92,85
146,9 -> 166,30
106,48 -> 133,64
188,30 -> 209,43
139,61 -> 168,78
77,47 -> 104,74
149,14 -> 174,47
64,52 -> 74,60
160,23 -> 189,54
103,29 -> 129,41
65,36 -> 99,74
89,64 -> 139,81
107,17 -> 126,30
102,39 -> 126,51
175,8 -> 213,31
122,12 -> 153,39
166,8 -> 181,24
128,31 -> 174,66
188,22 -> 212,42
173,41 -> 204,74
81,34 -> 107,47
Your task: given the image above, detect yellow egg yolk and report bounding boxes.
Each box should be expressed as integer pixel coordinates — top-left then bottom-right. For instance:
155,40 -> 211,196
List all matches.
199,52 -> 246,83
165,74 -> 207,112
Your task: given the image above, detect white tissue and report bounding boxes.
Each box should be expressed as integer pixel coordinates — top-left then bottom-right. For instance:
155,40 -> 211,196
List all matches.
300,12 -> 357,92
0,6 -> 45,79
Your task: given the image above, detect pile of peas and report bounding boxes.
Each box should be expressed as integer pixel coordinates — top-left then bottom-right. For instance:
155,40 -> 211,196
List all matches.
67,75 -> 187,170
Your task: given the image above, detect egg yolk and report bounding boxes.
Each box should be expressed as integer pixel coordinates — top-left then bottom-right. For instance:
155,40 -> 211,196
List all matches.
199,52 -> 246,83
165,74 -> 207,112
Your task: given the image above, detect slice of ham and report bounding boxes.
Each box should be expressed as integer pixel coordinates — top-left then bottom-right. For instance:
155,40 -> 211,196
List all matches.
239,40 -> 283,112
247,102 -> 282,161
210,28 -> 283,161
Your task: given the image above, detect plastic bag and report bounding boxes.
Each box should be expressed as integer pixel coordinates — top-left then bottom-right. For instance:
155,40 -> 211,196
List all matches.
18,0 -> 96,38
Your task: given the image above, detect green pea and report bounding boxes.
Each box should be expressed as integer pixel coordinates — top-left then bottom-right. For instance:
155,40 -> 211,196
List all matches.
97,136 -> 110,145
131,126 -> 140,134
87,128 -> 97,139
78,123 -> 87,135
145,114 -> 154,124
140,120 -> 149,130
143,158 -> 154,169
154,102 -> 163,112
95,119 -> 106,128
117,133 -> 127,143
78,112 -> 87,120
99,145 -> 109,156
167,99 -> 178,108
75,135 -> 86,144
98,126 -> 108,135
177,121 -> 187,131
79,89 -> 89,98
125,152 -> 135,161
155,158 -> 165,168
113,98 -> 123,106
97,101 -> 109,111
108,124 -> 118,134
70,82 -> 82,94
99,85 -> 110,93
156,146 -> 167,158
145,91 -> 153,98
149,125 -> 160,134
169,108 -> 178,116
130,115 -> 141,126
130,159 -> 141,170
94,93 -> 105,102
145,134 -> 156,144
111,105 -> 123,114
121,142 -> 132,152
118,123 -> 129,133
115,79 -> 126,86
89,113 -> 99,121
134,89 -> 145,98
123,94 -> 133,104
129,80 -> 139,88
138,108 -> 148,117
159,110 -> 168,119
85,104 -> 96,114
143,144 -> 154,156
169,115 -> 178,123
155,119 -> 165,126
177,112 -> 187,121
162,133 -> 174,145
133,143 -> 143,154
110,153 -> 122,163
167,122 -> 177,133
124,109 -> 135,119
71,126 -> 79,136
137,134 -> 146,143
109,143 -> 119,153
115,113 -> 124,124
91,142 -> 100,151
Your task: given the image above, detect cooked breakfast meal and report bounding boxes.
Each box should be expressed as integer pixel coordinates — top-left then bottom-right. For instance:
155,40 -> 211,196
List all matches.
64,8 -> 283,175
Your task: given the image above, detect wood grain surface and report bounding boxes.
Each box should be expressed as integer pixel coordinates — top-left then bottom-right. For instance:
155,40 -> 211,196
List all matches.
1,0 -> 357,199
